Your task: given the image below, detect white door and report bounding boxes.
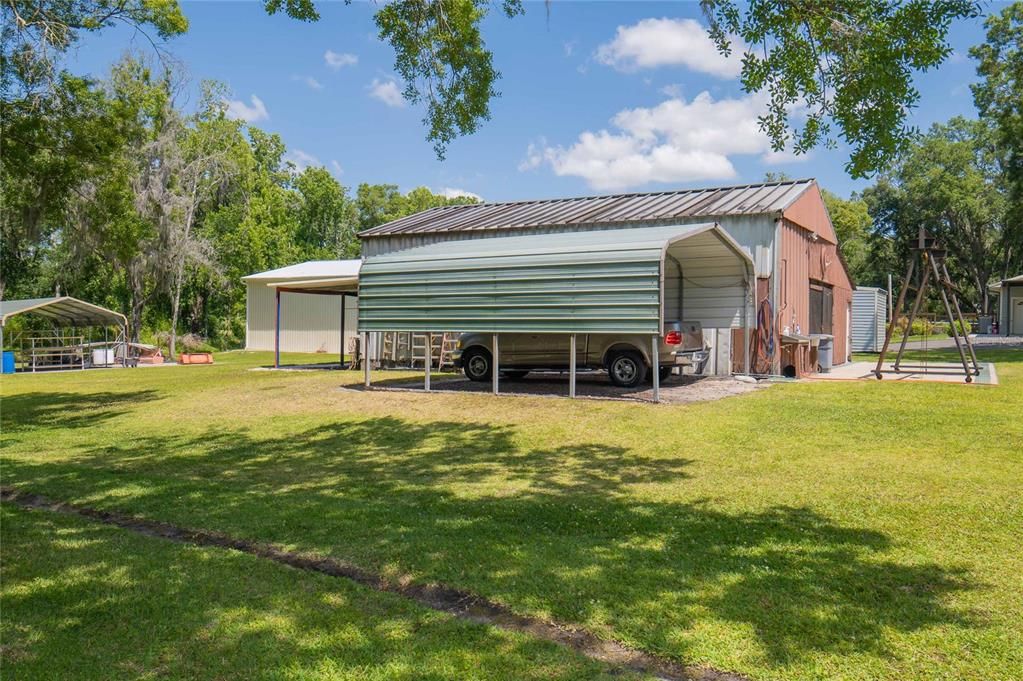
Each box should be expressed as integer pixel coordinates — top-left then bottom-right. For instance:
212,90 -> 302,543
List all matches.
1013,295 -> 1023,335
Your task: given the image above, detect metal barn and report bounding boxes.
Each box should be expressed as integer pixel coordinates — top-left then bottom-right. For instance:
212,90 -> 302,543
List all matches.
360,179 -> 856,376
851,287 -> 889,352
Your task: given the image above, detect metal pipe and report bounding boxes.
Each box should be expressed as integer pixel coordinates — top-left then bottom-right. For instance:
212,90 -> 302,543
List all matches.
340,294 -> 346,368
874,256 -> 916,379
651,334 -> 660,403
942,261 -> 980,374
894,260 -> 931,372
425,332 -> 432,392
363,332 -> 371,387
569,334 -> 577,398
929,256 -> 973,382
274,288 -> 281,369
492,334 -> 500,395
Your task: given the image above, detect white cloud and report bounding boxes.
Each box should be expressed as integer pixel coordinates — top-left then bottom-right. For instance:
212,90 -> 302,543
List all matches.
225,95 -> 269,123
522,91 -> 809,191
368,78 -> 405,108
595,18 -> 743,79
294,75 -> 323,91
659,83 -> 683,99
438,187 -> 482,201
563,40 -> 578,57
324,50 -> 358,70
330,159 -> 344,176
285,149 -> 320,172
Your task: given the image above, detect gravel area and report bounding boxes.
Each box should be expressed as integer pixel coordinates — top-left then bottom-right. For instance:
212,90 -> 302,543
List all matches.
364,371 -> 768,404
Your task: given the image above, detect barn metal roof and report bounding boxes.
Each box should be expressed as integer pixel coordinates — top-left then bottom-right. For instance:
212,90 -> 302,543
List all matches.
358,223 -> 753,334
0,297 -> 127,327
359,179 -> 815,239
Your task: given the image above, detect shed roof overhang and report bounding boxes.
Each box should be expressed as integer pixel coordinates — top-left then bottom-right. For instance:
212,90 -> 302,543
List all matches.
357,223 -> 753,334
266,276 -> 360,295
0,296 -> 127,328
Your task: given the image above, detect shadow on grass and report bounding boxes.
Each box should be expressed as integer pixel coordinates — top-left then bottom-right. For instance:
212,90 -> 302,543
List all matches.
1,504 -> 613,681
2,414 -> 978,670
0,389 -> 161,435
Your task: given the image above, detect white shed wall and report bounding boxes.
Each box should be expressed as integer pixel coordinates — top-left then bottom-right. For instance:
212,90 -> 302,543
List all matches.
246,281 -> 358,354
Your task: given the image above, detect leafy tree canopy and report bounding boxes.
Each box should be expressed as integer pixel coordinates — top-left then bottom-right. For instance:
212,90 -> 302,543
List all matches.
702,0 -> 980,178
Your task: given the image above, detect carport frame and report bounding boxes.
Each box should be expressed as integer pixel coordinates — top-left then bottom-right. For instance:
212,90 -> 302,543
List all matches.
356,222 -> 757,402
266,277 -> 359,370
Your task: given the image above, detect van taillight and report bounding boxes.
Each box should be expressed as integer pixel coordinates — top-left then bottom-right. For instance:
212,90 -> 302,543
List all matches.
664,330 -> 682,345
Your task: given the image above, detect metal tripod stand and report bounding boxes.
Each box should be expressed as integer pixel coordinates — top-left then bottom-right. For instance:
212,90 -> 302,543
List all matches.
874,228 -> 981,382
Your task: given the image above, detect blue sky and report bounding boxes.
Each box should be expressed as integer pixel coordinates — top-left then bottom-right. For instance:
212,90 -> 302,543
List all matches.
67,1 -> 1004,201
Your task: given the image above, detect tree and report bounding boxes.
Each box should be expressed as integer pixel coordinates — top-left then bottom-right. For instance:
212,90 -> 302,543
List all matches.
821,190 -> 872,285
971,1 -> 1023,276
294,167 -> 359,258
865,118 -> 1007,314
355,183 -> 480,232
701,0 -> 980,178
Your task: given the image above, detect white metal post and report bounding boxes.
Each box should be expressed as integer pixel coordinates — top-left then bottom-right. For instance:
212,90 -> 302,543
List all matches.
424,332 -> 432,392
363,331 -> 371,387
569,334 -> 577,398
492,333 -> 499,395
651,334 -> 660,403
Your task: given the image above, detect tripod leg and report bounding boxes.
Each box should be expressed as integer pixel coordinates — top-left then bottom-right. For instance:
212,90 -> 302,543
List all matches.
894,261 -> 931,372
941,261 -> 981,375
875,257 -> 916,379
929,256 -> 973,382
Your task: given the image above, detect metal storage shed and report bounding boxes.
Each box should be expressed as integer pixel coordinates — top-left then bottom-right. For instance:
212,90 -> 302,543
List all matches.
243,260 -> 361,358
358,223 -> 755,398
851,287 -> 888,352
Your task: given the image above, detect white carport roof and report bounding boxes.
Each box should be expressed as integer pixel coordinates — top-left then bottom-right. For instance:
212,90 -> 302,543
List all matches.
0,296 -> 127,327
243,259 -> 362,295
242,259 -> 361,283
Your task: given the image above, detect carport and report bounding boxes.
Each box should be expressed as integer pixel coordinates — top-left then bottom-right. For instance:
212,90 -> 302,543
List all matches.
0,296 -> 127,371
357,223 -> 755,402
264,272 -> 359,369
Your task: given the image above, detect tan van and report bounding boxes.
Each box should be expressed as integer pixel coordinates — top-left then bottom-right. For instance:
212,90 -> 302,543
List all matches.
452,322 -> 708,388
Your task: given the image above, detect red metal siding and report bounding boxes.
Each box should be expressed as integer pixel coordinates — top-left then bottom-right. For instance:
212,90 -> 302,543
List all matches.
778,220 -> 853,371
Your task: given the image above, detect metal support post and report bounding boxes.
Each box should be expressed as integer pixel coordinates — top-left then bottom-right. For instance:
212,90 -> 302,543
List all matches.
274,288 -> 281,369
651,334 -> 660,403
425,332 -> 432,392
363,332 -> 371,387
569,334 -> 577,398
875,256 -> 916,379
492,334 -> 500,395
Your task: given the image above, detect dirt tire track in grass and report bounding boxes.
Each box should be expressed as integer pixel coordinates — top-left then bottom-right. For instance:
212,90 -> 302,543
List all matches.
1,486 -> 748,681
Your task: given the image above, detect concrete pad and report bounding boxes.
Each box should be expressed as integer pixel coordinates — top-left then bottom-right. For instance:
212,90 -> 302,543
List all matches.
810,361 -> 998,385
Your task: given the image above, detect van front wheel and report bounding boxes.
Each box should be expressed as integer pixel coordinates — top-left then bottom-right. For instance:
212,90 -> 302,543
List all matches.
463,347 -> 492,382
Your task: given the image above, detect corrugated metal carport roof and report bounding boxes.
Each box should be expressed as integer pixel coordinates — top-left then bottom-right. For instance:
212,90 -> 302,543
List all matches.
360,179 -> 814,238
0,297 -> 127,327
358,223 -> 753,334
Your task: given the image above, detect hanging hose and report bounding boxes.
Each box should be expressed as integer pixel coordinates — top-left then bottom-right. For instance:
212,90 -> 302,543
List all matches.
749,298 -> 775,375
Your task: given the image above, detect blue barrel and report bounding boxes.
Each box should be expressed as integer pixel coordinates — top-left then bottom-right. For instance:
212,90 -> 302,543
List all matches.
1,351 -> 15,374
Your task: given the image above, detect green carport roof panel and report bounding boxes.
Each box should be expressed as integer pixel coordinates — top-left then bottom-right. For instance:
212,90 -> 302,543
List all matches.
358,223 -> 725,334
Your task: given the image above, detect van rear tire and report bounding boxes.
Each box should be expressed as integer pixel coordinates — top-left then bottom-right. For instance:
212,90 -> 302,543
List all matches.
606,350 -> 646,388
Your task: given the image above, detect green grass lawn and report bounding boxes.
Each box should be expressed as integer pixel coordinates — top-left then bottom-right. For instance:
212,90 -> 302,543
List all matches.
2,348 -> 1022,680
0,503 -> 629,680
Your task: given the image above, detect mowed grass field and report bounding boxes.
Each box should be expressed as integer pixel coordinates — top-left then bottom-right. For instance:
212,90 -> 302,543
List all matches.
2,347 -> 1022,680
